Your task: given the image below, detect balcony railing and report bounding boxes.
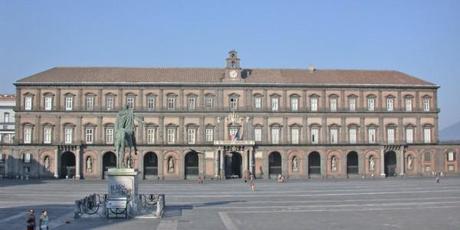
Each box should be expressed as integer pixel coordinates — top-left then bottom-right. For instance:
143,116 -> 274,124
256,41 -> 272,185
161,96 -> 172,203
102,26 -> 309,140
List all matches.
17,105 -> 441,114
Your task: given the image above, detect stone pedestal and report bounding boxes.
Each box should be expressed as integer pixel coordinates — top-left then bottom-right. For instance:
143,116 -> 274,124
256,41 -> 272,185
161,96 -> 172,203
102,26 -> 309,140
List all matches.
107,168 -> 139,216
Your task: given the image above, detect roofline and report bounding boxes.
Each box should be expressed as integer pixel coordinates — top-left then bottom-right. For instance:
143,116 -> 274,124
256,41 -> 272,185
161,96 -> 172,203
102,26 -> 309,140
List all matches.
14,81 -> 440,89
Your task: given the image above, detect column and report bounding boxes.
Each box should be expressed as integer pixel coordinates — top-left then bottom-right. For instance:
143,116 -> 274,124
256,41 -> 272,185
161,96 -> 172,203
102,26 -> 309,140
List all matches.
56,88 -> 61,111
158,152 -> 164,179
249,147 -> 254,174
321,116 -> 327,144
139,88 -> 144,111
78,89 -> 83,111
302,116 -> 307,144
263,89 -> 268,110
358,151 -> 364,176
159,116 -> 164,144
398,117 -> 403,144
341,117 -> 346,144
55,116 -> 61,144
179,89 -> 184,111
263,116 -> 269,143
54,149 -> 59,178
360,117 -> 365,144
97,116 -> 103,144
283,117 -> 288,144
137,116 -> 144,145
320,152 -> 326,178
76,116 -> 82,144
379,117 -> 384,144
75,149 -> 81,179
35,116 -> 41,144
380,148 -> 385,177
98,88 -> 103,110
36,89 -> 42,111
159,89 -> 164,110
399,147 -> 405,176
215,150 -> 220,178
179,116 -> 184,144
199,116 -> 205,144
283,90 -> 287,111
118,88 -> 123,109
220,148 -> 225,179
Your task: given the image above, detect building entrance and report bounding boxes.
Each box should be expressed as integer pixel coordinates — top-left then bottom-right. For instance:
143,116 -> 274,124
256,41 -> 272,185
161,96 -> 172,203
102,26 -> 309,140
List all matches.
224,152 -> 242,179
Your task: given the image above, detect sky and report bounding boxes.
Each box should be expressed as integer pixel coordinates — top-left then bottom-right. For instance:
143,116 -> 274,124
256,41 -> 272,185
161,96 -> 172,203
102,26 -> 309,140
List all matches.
0,0 -> 459,129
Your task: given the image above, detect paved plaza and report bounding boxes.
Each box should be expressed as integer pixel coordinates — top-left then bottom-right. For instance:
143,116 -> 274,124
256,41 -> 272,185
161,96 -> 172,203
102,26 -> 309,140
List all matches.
1,177 -> 460,230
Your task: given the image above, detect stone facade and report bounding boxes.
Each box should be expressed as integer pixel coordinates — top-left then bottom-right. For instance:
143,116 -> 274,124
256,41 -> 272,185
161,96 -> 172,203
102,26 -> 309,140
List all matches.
3,51 -> 459,180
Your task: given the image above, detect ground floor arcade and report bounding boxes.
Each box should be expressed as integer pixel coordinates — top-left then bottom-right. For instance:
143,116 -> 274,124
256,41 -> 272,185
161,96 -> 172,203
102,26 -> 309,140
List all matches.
1,143 -> 459,180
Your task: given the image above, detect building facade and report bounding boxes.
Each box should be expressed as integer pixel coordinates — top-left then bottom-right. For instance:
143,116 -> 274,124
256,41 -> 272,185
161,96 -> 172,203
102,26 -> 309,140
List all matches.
0,94 -> 15,177
4,51 -> 460,180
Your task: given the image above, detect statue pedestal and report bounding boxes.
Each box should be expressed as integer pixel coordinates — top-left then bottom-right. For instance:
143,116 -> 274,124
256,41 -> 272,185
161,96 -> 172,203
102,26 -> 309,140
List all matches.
107,168 -> 139,217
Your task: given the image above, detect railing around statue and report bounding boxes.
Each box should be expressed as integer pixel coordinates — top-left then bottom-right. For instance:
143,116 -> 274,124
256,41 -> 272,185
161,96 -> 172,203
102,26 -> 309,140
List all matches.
74,193 -> 106,219
138,194 -> 165,218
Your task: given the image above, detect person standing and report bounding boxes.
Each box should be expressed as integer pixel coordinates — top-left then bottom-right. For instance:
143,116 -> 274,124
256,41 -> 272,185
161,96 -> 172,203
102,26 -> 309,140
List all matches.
39,209 -> 49,230
26,209 -> 35,230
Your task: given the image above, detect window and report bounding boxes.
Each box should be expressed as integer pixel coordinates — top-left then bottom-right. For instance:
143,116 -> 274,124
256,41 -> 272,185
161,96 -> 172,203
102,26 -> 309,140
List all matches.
424,127 -> 431,143
126,95 -> 135,108
330,127 -> 338,144
447,151 -> 456,162
387,127 -> 395,144
368,127 -> 376,144
64,127 -> 73,144
367,96 -> 375,111
86,95 -> 95,111
330,97 -> 337,112
146,127 -> 156,144
291,127 -> 299,144
25,96 -> 33,111
423,96 -> 431,112
4,112 -> 9,123
24,126 -> 32,144
187,128 -> 196,144
205,95 -> 214,109
271,127 -> 280,144
386,96 -> 394,112
205,128 -> 214,142
43,126 -> 52,144
310,96 -> 318,112
311,127 -> 319,144
349,127 -> 357,144
65,96 -> 73,111
167,127 -> 176,144
406,127 -> 414,144
254,127 -> 262,142
44,96 -> 53,111
23,153 -> 31,163
348,96 -> 357,112
424,152 -> 431,161
229,96 -> 239,110
105,127 -> 114,144
85,127 -> 94,144
290,96 -> 299,112
167,96 -> 176,110
254,96 -> 262,109
271,97 -> 279,111
106,95 -> 114,111
405,97 -> 413,112
188,96 -> 196,110
147,95 -> 156,111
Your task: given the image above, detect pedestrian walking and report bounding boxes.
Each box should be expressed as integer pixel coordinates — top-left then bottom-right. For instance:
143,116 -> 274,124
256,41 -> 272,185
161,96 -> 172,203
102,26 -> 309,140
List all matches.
39,209 -> 49,230
249,173 -> 255,192
26,209 -> 35,230
436,172 -> 440,183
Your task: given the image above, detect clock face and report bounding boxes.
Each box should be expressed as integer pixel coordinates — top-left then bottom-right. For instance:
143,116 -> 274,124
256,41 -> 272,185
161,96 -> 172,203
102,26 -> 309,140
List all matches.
229,70 -> 238,79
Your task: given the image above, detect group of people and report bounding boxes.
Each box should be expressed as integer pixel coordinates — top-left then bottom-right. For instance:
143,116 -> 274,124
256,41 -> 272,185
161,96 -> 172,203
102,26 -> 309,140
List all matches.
26,209 -> 49,230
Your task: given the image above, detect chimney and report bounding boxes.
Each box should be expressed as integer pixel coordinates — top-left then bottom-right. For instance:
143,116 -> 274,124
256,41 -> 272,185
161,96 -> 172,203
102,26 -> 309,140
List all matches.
308,65 -> 316,73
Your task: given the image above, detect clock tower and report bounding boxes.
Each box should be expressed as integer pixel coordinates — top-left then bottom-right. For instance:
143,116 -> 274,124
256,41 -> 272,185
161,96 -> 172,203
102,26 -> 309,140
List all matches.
225,50 -> 241,81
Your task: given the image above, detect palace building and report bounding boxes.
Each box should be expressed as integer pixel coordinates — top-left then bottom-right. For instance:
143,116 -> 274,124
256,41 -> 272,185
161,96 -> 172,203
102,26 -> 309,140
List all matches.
2,50 -> 459,180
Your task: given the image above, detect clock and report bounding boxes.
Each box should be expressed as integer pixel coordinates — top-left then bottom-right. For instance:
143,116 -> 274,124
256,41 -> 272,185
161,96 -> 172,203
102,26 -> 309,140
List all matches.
229,70 -> 238,79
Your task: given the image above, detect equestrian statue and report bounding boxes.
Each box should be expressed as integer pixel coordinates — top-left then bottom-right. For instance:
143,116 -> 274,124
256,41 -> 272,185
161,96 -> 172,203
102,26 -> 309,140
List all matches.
114,105 -> 143,168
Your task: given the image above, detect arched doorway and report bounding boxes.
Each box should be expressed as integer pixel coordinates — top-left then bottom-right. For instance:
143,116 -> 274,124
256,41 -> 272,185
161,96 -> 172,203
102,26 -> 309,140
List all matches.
184,151 -> 199,179
384,151 -> 397,177
60,151 -> 75,179
225,152 -> 242,179
102,151 -> 117,179
308,152 -> 321,176
143,152 -> 158,179
347,151 -> 359,175
268,152 -> 282,178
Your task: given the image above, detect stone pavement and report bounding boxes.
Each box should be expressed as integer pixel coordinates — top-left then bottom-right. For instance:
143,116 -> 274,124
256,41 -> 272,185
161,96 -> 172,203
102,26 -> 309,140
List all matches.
1,177 -> 460,230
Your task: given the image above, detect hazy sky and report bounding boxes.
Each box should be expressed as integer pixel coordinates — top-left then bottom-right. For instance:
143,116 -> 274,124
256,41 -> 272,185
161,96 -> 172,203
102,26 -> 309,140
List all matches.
1,0 -> 459,128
